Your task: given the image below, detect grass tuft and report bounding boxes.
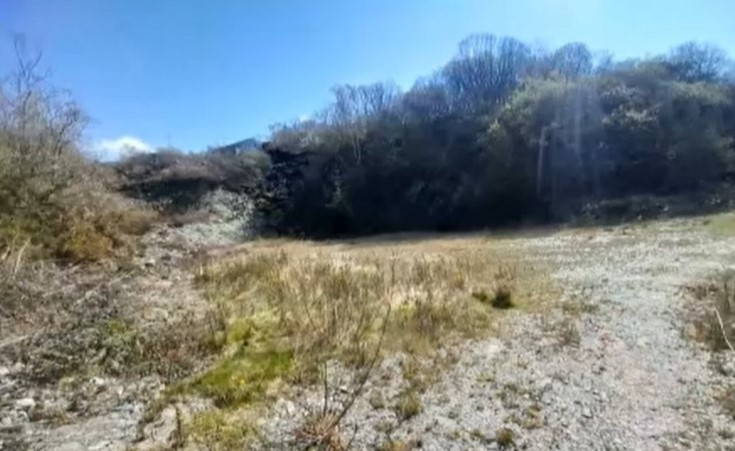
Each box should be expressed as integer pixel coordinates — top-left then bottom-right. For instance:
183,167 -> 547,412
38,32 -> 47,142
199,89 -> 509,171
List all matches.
394,388 -> 422,420
688,272 -> 735,352
191,348 -> 293,407
295,411 -> 347,451
187,409 -> 257,449
495,427 -> 516,449
717,386 -> 735,420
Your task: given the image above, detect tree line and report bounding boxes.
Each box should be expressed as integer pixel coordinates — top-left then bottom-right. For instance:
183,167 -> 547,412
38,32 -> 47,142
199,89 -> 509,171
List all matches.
255,35 -> 735,237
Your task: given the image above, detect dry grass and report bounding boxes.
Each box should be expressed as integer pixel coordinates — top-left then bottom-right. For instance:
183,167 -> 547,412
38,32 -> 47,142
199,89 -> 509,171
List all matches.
686,272 -> 735,352
683,272 -> 735,424
716,386 -> 735,420
0,244 -> 31,325
1,243 -> 215,386
165,234 -> 554,447
295,411 -> 347,451
0,187 -> 159,264
393,388 -> 422,420
495,427 -> 516,449
556,318 -> 582,348
189,236 -> 549,409
0,46 -> 160,264
377,439 -> 414,451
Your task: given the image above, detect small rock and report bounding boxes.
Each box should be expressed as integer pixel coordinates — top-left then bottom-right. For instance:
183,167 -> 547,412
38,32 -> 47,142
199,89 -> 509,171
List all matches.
717,358 -> 735,377
0,367 -> 9,377
137,406 -> 178,450
284,401 -> 296,416
581,408 -> 593,419
14,398 -> 36,411
540,378 -> 553,390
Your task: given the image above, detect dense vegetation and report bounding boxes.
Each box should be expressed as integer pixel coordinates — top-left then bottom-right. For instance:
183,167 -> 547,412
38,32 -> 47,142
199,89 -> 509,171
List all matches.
4,34 -> 735,250
258,35 -> 735,237
0,42 -> 155,261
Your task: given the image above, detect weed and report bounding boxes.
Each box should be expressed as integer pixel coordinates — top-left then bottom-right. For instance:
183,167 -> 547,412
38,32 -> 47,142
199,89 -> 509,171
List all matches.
491,284 -> 514,309
374,419 -> 395,433
377,439 -> 413,451
187,409 -> 256,450
295,411 -> 345,451
521,403 -> 543,430
469,428 -> 491,443
560,290 -> 599,316
191,349 -> 293,407
448,429 -> 462,440
369,391 -> 386,410
557,319 -> 581,347
717,386 -> 735,420
499,383 -> 523,409
688,273 -> 735,352
394,388 -> 422,420
476,371 -> 496,383
472,282 -> 514,309
495,427 -> 515,449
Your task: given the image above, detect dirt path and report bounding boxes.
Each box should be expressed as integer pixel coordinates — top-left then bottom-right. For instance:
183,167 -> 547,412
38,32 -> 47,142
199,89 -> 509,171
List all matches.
497,220 -> 735,450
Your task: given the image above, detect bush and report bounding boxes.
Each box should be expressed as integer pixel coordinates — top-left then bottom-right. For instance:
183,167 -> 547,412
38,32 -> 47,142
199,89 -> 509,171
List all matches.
0,40 -> 157,262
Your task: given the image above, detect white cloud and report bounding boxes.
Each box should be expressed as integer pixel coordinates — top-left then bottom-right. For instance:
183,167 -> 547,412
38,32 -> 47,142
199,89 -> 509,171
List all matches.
92,136 -> 153,161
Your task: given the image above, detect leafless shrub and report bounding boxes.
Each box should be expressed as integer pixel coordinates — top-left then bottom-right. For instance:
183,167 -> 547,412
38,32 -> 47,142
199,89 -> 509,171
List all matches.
0,37 -> 158,262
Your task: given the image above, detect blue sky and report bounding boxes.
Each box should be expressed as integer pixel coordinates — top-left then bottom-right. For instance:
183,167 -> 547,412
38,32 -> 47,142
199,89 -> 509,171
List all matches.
3,0 -> 734,159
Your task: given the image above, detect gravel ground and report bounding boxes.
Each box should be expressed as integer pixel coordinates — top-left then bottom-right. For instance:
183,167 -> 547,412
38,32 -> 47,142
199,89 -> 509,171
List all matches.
256,218 -> 735,450
170,189 -> 257,249
2,216 -> 735,450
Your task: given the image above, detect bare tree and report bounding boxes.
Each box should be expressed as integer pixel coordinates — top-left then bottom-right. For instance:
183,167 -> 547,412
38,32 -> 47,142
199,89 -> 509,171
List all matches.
402,76 -> 451,122
442,34 -> 530,113
551,42 -> 593,79
0,35 -> 88,208
666,42 -> 729,82
324,82 -> 401,164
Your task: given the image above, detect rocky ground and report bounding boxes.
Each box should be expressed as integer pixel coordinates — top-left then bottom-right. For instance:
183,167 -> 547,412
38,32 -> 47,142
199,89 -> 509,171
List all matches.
2,216 -> 735,450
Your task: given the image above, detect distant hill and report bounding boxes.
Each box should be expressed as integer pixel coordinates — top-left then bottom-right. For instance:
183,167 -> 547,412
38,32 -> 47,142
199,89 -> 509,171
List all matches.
209,138 -> 261,155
